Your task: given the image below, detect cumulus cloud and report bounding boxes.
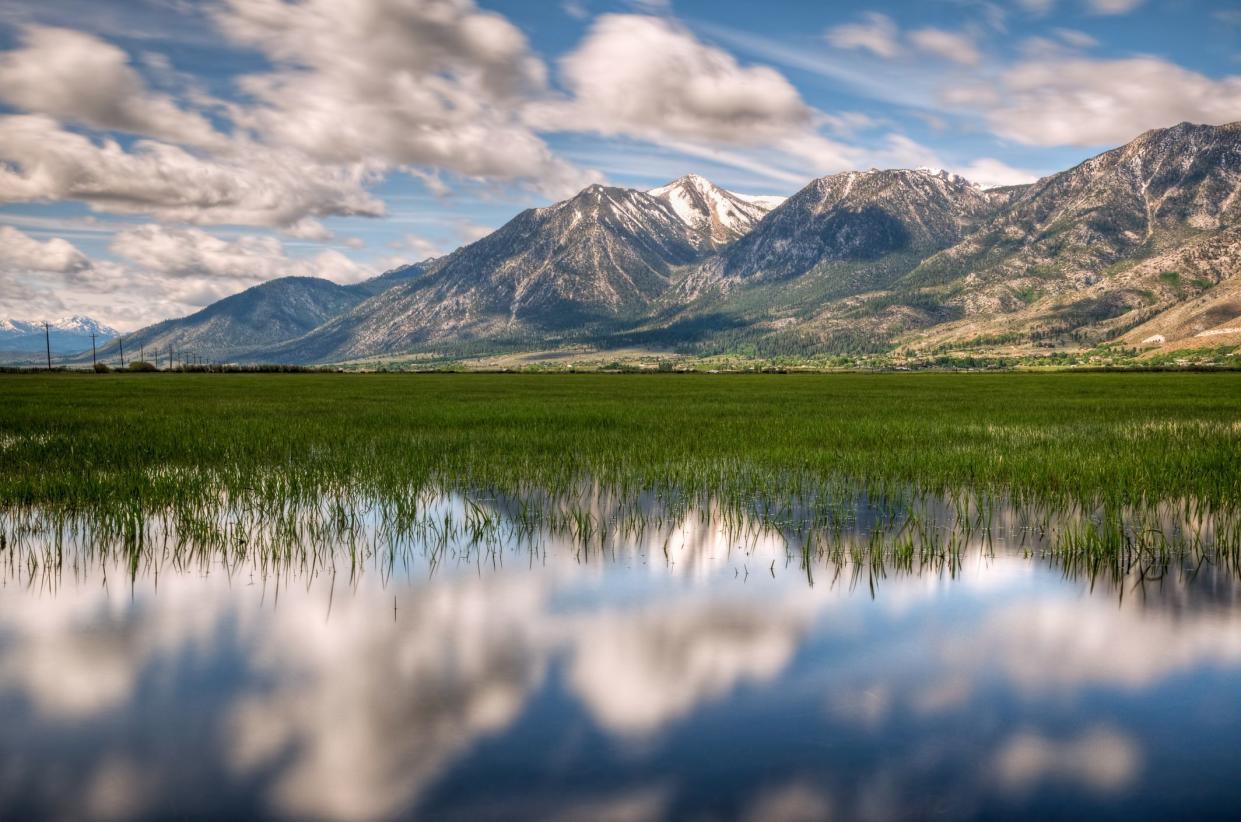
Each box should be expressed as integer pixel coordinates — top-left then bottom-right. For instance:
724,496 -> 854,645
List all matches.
0,1 -> 599,231
111,225 -> 374,287
0,25 -> 222,148
985,57 -> 1241,146
0,256 -> 150,332
17,224 -> 377,325
211,0 -> 594,197
530,14 -> 811,145
824,12 -> 901,59
909,28 -> 982,66
0,225 -> 91,274
2,222 -> 378,330
525,13 -> 869,179
0,115 -> 385,230
0,226 -> 94,326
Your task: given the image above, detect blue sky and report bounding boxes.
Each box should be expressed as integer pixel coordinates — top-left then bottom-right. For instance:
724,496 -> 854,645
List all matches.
1,0 -> 1238,330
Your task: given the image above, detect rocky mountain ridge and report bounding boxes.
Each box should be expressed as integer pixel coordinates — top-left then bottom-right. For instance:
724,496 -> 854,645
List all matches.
648,173 -> 783,248
66,122 -> 1241,365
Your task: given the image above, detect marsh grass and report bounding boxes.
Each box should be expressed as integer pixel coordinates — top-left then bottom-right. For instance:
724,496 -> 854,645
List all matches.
1,372 -> 1238,587
3,478 -> 1238,600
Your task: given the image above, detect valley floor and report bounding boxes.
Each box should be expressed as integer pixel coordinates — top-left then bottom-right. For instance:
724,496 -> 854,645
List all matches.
2,371 -> 1238,511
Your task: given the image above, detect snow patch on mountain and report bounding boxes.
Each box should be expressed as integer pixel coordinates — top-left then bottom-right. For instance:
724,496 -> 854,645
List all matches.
0,316 -> 118,337
648,174 -> 783,246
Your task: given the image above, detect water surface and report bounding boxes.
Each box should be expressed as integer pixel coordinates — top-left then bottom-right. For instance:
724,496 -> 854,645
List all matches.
3,492 -> 1241,820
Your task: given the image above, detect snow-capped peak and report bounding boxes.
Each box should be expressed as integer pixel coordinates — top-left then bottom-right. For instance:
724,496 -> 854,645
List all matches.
647,174 -> 784,245
0,315 -> 118,337
50,315 -> 117,334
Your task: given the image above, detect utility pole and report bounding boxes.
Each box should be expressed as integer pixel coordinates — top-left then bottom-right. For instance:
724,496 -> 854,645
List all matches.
118,337 -> 125,369
43,322 -> 51,371
91,332 -> 97,368
140,344 -> 145,364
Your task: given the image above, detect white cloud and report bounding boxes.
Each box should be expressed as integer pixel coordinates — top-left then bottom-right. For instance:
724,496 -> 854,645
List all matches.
824,13 -> 901,59
454,221 -> 495,243
0,115 -> 385,230
0,225 -> 91,273
0,226 -> 95,327
110,224 -> 373,286
395,235 -> 445,262
824,17 -> 981,67
988,57 -> 1241,146
211,0 -> 595,197
955,158 -> 1040,188
0,1 -> 601,232
1086,0 -> 1144,15
869,133 -> 947,171
1020,0 -> 1143,16
909,28 -> 982,66
0,257 -> 175,332
524,13 -> 875,184
0,224 -> 374,330
0,25 -> 221,148
531,14 -> 811,145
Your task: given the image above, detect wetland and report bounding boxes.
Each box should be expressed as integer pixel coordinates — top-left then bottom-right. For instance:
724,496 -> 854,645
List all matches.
2,372 -> 1240,820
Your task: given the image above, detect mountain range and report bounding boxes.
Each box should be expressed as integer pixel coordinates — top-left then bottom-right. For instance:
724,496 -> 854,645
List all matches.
87,121 -> 1241,365
0,316 -> 117,357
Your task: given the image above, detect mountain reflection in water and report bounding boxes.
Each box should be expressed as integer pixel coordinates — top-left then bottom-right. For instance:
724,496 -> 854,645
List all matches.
2,492 -> 1241,820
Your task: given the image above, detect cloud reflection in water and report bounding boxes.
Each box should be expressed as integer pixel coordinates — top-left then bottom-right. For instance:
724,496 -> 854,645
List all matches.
2,500 -> 1241,820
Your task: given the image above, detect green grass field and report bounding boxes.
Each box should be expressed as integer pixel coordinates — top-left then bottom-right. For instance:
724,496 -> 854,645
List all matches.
1,372 -> 1238,514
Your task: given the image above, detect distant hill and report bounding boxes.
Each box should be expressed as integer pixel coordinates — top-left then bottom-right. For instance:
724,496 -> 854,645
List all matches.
92,263 -> 430,363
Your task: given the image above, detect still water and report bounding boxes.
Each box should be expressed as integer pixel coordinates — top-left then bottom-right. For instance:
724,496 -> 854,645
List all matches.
3,493 -> 1241,820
